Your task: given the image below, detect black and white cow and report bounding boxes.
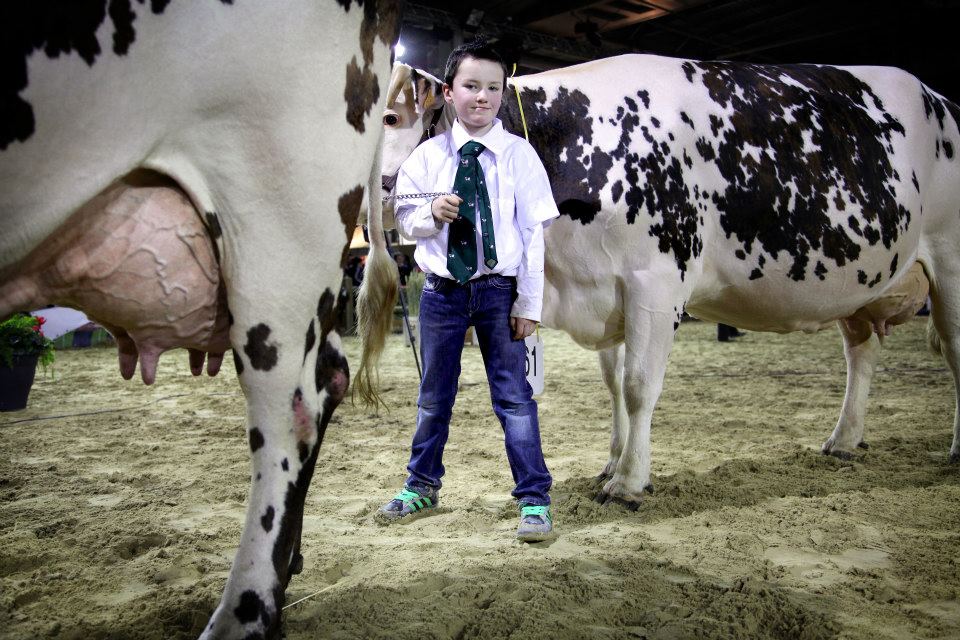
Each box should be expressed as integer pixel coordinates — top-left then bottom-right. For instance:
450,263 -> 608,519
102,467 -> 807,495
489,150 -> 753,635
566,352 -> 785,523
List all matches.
0,2 -> 400,638
381,55 -> 960,507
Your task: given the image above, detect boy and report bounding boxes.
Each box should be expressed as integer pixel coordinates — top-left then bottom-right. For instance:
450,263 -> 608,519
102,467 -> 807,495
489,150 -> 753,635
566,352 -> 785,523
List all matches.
376,40 -> 559,542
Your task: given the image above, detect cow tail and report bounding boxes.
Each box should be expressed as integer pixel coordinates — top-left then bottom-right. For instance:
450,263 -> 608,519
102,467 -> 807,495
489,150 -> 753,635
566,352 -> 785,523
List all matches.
927,315 -> 943,358
354,142 -> 399,409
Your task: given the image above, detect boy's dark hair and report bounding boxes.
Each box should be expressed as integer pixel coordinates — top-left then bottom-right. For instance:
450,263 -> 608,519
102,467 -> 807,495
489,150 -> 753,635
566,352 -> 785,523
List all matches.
443,38 -> 509,87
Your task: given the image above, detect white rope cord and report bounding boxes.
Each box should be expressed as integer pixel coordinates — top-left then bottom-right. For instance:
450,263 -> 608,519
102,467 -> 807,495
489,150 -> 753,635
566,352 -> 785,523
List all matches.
282,583 -> 340,610
0,391 -> 240,427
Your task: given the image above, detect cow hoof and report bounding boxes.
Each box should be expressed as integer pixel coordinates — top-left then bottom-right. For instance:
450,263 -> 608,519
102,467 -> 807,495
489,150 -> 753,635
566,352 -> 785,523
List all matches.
826,449 -> 855,461
290,553 -> 304,576
857,441 -> 869,450
593,492 -> 642,511
949,452 -> 960,465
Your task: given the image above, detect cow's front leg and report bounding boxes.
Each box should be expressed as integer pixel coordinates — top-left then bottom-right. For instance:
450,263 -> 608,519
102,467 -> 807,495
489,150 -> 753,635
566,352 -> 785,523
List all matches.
822,318 -> 879,459
596,279 -> 678,509
596,344 -> 628,485
200,285 -> 347,640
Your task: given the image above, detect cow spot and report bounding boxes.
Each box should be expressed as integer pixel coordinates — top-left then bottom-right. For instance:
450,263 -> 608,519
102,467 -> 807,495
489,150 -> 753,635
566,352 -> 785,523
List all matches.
315,340 -> 349,399
261,506 -> 275,533
559,199 -> 600,224
204,212 -> 223,239
204,212 -> 223,263
501,85 -> 608,225
354,0 -> 402,65
604,87 -> 702,276
814,261 -> 828,280
232,349 -> 245,376
374,1 -> 403,48
317,288 -> 337,333
344,57 -> 379,134
611,180 -> 624,203
0,0 -> 187,150
249,427 -> 265,453
689,60 -> 909,281
281,458 -> 289,471
303,321 -> 316,365
244,324 -> 278,371
338,186 -> 364,241
233,590 -> 270,628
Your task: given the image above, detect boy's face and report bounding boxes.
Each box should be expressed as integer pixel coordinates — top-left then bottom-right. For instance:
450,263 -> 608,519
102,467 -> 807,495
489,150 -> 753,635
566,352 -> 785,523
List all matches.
443,56 -> 504,137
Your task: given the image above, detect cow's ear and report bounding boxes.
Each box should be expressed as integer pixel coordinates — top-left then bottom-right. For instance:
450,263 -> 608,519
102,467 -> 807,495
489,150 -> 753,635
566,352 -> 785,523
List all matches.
413,73 -> 444,115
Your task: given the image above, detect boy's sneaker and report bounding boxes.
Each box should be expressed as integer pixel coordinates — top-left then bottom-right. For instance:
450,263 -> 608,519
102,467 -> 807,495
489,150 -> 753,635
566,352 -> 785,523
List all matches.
516,505 -> 554,542
376,486 -> 438,522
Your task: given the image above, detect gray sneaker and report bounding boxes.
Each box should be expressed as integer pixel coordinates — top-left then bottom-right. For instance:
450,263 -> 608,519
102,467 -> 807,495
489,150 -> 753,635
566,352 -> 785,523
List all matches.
516,505 -> 554,542
376,486 -> 438,522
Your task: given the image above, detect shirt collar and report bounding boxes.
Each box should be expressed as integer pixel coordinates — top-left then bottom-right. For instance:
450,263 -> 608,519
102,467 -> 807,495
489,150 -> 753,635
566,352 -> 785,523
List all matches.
451,118 -> 506,156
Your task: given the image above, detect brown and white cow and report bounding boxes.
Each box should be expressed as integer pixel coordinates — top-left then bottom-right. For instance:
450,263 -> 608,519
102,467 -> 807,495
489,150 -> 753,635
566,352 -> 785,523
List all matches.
0,2 -> 400,638
381,56 -> 960,507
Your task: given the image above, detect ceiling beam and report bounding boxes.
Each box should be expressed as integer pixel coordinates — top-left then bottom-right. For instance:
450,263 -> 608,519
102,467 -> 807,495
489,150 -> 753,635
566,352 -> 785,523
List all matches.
716,25 -> 862,59
403,3 -> 632,64
510,1 -> 612,27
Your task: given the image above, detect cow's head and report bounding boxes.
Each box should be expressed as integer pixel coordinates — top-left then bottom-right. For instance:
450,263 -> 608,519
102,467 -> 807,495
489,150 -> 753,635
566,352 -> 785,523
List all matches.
381,63 -> 450,216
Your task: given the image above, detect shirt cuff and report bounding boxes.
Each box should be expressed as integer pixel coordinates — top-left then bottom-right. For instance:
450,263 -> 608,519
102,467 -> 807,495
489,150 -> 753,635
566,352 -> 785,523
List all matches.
511,283 -> 542,323
517,197 -> 561,230
396,201 -> 442,239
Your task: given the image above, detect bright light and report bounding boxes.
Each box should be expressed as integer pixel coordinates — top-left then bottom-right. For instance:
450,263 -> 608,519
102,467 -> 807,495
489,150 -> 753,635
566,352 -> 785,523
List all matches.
395,42 -> 406,59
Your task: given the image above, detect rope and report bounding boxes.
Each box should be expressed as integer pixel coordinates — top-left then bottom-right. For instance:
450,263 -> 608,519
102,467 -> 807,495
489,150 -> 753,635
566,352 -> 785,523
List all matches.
511,63 -> 530,142
283,583 -> 340,611
0,392 -> 239,427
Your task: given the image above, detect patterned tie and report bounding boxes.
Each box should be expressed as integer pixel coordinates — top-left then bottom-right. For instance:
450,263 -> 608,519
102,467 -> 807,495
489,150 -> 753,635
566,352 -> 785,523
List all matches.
447,141 -> 497,284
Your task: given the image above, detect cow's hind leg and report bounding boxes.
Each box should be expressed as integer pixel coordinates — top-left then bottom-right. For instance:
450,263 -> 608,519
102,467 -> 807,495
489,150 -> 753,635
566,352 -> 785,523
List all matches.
822,319 -> 880,459
596,344 -> 628,486
596,274 -> 679,508
927,266 -> 960,463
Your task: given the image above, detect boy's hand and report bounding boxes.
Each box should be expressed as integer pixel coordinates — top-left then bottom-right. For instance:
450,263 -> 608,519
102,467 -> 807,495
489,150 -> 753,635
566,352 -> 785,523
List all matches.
432,194 -> 462,224
511,316 -> 537,340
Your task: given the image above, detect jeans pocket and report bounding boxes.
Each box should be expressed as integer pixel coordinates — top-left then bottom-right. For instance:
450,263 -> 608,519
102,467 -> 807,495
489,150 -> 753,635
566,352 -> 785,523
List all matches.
423,274 -> 448,294
489,275 -> 515,291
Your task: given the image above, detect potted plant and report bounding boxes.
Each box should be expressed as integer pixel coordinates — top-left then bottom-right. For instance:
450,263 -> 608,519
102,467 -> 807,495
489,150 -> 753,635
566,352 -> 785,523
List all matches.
0,313 -> 55,411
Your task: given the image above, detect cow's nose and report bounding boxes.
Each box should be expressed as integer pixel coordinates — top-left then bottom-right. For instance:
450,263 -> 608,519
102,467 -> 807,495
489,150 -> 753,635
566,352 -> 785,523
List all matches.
381,174 -> 397,192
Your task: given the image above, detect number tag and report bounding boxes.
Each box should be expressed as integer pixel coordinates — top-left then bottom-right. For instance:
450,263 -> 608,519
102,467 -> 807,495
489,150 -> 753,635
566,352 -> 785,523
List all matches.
524,333 -> 544,396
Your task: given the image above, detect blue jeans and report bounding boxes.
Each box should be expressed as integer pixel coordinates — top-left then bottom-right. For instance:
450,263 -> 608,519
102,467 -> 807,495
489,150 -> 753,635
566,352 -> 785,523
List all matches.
405,274 -> 552,506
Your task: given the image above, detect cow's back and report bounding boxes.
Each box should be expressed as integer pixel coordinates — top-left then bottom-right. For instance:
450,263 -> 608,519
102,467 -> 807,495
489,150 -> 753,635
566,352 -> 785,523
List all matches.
502,54 -> 959,337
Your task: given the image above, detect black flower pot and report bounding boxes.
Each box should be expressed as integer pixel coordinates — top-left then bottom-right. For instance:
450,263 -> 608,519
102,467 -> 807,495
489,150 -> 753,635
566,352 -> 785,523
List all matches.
0,353 -> 39,411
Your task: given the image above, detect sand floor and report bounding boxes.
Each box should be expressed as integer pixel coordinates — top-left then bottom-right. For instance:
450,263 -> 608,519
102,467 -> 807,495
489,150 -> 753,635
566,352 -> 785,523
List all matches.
1,317 -> 958,639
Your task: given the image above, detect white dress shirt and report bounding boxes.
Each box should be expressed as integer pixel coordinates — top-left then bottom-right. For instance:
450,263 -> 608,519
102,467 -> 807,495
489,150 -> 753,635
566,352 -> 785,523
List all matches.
394,118 -> 559,321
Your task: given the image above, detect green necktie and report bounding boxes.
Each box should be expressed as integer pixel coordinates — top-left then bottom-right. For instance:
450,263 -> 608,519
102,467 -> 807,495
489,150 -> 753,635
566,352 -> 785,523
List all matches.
447,141 -> 497,284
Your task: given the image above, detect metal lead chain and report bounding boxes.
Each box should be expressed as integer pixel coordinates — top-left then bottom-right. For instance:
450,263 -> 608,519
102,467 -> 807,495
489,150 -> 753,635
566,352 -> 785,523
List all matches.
383,192 -> 452,202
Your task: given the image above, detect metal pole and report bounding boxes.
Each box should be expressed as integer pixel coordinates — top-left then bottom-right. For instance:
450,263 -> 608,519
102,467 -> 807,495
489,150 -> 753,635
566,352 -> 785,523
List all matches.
383,232 -> 422,381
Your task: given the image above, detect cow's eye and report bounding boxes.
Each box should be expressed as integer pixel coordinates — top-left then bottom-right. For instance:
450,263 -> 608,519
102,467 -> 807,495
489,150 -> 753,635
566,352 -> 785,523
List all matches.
384,113 -> 400,126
